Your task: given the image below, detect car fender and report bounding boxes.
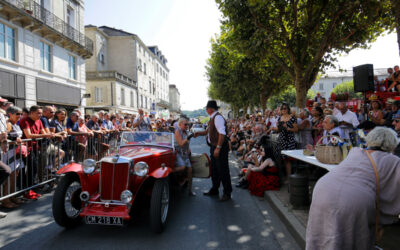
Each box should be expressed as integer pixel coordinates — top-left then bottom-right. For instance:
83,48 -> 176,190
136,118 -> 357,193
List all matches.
57,162 -> 84,176
57,162 -> 99,193
148,167 -> 173,178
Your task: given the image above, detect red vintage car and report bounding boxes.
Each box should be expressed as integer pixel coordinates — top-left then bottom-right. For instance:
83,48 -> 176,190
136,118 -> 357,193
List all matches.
52,131 -> 210,233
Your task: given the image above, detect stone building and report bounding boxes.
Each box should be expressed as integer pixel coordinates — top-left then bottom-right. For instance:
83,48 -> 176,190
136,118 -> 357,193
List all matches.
84,25 -> 171,116
169,84 -> 181,119
84,25 -> 137,114
0,0 -> 93,112
148,46 -> 170,118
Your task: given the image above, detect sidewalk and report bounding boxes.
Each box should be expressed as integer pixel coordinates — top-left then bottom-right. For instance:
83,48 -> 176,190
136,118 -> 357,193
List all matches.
231,154 -> 400,249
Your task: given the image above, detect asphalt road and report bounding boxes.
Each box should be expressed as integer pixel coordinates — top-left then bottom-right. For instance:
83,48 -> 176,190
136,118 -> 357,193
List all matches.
0,136 -> 300,250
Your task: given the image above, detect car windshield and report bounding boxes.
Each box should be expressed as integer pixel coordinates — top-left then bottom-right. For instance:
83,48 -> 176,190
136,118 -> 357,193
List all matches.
120,131 -> 174,148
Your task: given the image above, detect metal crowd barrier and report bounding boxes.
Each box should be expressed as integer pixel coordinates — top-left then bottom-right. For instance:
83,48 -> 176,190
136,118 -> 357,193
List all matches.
0,131 -> 121,201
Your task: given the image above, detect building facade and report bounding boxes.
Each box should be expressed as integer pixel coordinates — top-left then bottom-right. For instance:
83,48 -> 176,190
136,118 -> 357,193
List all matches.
169,84 -> 180,119
310,68 -> 388,99
84,25 -> 137,114
0,0 -> 93,112
84,25 -> 172,117
148,46 -> 170,118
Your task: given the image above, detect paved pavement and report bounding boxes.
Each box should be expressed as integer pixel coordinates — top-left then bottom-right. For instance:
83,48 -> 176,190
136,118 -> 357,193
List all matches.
0,136 -> 299,250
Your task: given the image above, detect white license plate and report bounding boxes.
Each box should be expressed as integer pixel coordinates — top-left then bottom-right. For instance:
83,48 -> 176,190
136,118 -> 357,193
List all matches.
85,216 -> 124,226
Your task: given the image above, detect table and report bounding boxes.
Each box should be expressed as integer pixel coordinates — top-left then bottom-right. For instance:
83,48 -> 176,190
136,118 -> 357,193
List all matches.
281,150 -> 338,172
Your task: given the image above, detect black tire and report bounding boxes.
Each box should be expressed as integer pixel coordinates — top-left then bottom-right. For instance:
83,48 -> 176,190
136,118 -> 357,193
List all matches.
150,178 -> 170,233
52,174 -> 82,228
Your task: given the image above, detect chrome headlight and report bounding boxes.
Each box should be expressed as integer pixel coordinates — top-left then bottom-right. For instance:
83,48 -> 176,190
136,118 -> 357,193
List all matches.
120,190 -> 133,204
134,161 -> 149,177
82,159 -> 96,174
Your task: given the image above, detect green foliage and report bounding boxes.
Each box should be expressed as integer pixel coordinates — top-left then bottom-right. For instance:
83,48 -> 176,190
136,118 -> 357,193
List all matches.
216,0 -> 393,107
182,109 -> 208,118
200,116 -> 210,124
206,25 -> 290,111
267,86 -> 316,110
331,81 -> 363,99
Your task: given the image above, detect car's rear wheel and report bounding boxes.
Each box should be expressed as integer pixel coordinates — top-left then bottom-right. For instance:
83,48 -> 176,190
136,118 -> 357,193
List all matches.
52,174 -> 82,228
150,178 -> 169,233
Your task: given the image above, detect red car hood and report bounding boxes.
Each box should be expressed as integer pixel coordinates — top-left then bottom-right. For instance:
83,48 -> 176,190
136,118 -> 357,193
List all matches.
119,146 -> 172,159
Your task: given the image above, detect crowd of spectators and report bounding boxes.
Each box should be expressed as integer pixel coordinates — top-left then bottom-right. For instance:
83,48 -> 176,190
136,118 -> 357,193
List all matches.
226,94 -> 400,196
0,95 -> 177,218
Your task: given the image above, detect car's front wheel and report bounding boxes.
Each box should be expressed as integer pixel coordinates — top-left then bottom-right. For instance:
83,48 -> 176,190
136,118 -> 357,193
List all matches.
52,174 -> 82,228
150,178 -> 170,233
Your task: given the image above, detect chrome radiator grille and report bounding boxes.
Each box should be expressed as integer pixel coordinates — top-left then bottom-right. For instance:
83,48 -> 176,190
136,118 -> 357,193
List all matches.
100,162 -> 130,201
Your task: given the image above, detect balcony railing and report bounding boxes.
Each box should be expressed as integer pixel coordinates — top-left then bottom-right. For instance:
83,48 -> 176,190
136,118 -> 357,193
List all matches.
86,71 -> 137,88
156,99 -> 170,109
2,0 -> 93,56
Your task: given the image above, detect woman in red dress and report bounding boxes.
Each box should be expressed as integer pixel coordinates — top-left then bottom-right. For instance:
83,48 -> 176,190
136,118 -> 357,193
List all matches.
236,145 -> 280,196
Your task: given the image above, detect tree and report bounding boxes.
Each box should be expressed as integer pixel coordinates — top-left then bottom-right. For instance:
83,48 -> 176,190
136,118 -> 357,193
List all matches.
391,0 -> 400,56
206,26 -> 291,112
267,86 -> 316,110
331,80 -> 363,99
216,0 -> 392,107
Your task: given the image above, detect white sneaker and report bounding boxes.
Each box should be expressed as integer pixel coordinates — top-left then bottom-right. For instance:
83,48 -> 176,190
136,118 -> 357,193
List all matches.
0,211 -> 7,218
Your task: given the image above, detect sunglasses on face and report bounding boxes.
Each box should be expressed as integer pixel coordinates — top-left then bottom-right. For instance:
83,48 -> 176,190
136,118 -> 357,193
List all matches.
394,119 -> 400,123
15,113 -> 22,115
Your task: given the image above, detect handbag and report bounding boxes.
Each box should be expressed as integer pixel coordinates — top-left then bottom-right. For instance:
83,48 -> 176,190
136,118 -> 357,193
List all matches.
365,150 -> 384,244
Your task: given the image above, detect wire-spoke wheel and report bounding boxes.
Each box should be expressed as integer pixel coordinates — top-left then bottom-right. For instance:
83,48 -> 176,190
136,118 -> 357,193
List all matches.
52,174 -> 82,228
150,178 -> 169,233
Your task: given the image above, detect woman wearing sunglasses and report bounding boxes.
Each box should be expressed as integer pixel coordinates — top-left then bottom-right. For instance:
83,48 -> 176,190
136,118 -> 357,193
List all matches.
271,103 -> 298,182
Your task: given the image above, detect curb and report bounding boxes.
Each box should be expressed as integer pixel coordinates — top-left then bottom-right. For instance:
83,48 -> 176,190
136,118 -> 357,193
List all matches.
264,190 -> 306,249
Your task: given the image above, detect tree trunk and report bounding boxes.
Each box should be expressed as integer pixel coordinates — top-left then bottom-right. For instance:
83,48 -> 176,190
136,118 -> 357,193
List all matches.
260,93 -> 267,113
393,0 -> 400,56
295,78 -> 308,108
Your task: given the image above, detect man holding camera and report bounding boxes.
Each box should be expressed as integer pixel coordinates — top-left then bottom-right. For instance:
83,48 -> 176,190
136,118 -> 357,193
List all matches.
133,109 -> 152,131
195,100 -> 232,201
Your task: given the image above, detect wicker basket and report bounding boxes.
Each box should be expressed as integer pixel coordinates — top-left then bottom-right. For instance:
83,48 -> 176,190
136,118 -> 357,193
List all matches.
315,135 -> 343,164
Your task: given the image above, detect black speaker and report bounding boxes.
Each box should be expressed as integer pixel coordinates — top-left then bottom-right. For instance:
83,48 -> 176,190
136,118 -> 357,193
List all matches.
353,64 -> 374,92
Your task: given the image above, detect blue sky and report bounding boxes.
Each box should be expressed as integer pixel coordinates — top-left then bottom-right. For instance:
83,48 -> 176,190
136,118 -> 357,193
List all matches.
85,1 -> 399,111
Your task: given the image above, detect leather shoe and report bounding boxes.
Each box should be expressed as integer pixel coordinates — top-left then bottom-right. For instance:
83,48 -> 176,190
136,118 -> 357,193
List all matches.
203,189 -> 219,196
219,194 -> 231,202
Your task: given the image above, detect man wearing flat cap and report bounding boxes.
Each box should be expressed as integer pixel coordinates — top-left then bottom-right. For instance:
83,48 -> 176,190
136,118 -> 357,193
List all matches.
195,100 -> 232,201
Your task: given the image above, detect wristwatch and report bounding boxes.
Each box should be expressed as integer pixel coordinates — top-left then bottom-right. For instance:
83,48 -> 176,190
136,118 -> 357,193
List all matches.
217,145 -> 222,149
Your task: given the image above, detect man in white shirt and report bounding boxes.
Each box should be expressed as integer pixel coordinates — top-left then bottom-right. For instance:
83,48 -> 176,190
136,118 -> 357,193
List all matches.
195,100 -> 232,201
327,100 -> 340,116
335,102 -> 359,140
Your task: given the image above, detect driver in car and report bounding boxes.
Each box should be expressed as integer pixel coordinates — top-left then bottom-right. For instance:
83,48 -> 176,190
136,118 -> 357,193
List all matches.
174,118 -> 195,196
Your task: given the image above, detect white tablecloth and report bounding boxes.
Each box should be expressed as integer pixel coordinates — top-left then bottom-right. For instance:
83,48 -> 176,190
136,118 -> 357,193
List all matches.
281,150 -> 338,172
